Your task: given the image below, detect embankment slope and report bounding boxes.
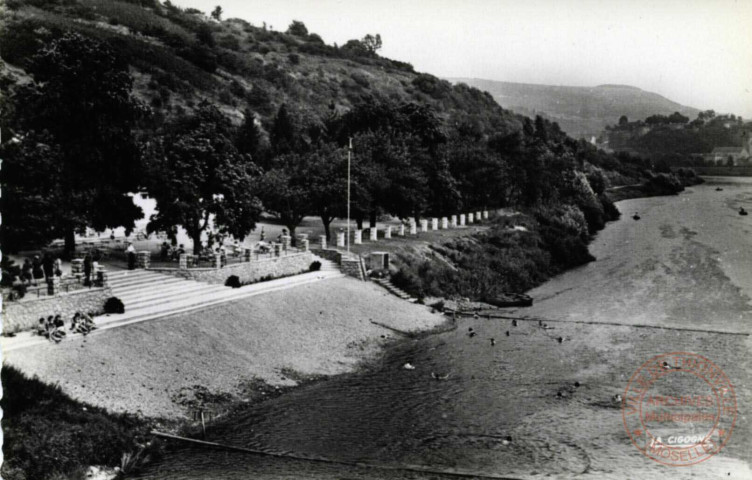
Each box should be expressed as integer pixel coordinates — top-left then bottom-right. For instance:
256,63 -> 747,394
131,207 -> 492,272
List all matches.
4,278 -> 445,419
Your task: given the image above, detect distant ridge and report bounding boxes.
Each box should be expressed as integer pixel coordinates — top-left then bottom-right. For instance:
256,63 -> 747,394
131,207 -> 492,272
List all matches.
448,78 -> 699,139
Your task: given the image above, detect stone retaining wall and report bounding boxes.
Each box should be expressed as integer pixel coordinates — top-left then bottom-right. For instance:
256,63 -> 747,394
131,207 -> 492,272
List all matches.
149,252 -> 315,285
2,287 -> 112,334
310,248 -> 343,264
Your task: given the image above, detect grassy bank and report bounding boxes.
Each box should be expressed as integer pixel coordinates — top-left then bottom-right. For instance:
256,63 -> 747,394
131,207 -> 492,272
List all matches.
390,203 -> 614,300
606,170 -> 704,202
0,366 -> 159,480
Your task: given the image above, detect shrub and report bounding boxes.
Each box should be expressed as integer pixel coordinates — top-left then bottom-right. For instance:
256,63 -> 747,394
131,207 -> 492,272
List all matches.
225,275 -> 241,288
309,261 -> 322,272
288,53 -> 300,65
104,297 -> 125,314
0,366 -> 151,480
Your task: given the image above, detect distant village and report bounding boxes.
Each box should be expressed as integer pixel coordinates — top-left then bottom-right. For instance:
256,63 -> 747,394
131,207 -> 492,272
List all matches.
595,111 -> 752,166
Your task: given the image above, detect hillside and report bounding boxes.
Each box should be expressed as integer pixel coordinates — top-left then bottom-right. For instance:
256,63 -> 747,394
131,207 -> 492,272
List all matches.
0,0 -> 521,139
447,78 -> 699,140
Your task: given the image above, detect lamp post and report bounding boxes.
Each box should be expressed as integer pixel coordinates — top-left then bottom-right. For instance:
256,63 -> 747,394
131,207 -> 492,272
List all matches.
347,137 -> 352,253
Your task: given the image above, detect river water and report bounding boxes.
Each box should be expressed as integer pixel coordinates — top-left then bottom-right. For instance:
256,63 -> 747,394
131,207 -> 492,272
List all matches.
140,177 -> 752,480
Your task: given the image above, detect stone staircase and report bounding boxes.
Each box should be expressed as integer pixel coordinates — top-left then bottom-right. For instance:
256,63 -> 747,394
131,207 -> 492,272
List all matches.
372,277 -> 417,302
2,255 -> 344,353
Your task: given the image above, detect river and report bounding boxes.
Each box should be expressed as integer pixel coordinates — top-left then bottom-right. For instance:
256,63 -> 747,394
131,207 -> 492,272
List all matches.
139,177 -> 752,480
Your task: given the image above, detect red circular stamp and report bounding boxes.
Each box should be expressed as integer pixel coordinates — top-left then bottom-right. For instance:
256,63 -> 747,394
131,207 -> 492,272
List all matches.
622,352 -> 737,467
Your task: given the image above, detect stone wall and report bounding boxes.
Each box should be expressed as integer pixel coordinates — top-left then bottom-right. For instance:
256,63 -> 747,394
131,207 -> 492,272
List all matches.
310,248 -> 343,264
149,252 -> 315,285
3,287 -> 112,334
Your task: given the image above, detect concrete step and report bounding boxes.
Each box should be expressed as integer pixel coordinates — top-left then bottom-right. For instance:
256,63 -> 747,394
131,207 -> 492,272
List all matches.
109,277 -> 188,294
107,270 -> 164,282
125,286 -> 228,310
1,270 -> 347,353
101,270 -> 346,328
117,282 -> 222,305
108,275 -> 181,290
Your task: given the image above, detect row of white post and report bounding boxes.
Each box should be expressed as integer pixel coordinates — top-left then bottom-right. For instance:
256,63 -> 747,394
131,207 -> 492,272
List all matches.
325,210 -> 490,249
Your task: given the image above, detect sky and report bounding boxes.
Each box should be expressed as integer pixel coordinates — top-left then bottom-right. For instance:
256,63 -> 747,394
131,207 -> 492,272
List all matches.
178,0 -> 752,117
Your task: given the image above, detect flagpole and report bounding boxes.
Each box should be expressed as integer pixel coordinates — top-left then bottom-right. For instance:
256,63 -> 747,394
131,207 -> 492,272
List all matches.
347,137 -> 352,253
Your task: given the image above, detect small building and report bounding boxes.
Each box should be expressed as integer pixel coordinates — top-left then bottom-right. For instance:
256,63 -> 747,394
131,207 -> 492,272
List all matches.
705,145 -> 750,166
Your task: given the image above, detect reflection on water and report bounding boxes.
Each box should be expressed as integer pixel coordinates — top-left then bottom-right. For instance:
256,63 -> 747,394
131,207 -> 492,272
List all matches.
140,178 -> 752,479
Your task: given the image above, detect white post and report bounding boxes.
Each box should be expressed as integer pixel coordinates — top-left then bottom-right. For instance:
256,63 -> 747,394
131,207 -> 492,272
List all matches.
451,215 -> 457,227
468,213 -> 474,224
336,231 -> 345,248
354,230 -> 362,245
483,210 -> 489,219
370,227 -> 378,241
431,218 -> 438,230
385,226 -> 392,239
409,222 -> 417,235
476,211 -> 482,222
441,217 -> 448,229
460,214 -> 466,226
347,137 -> 352,253
420,219 -> 428,232
319,235 -> 327,249
400,224 -> 406,236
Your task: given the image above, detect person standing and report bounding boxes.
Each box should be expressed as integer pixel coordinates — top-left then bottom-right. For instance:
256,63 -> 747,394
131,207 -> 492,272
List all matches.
31,255 -> 44,285
42,252 -> 55,281
126,242 -> 136,270
54,257 -> 63,277
21,258 -> 33,284
83,253 -> 93,285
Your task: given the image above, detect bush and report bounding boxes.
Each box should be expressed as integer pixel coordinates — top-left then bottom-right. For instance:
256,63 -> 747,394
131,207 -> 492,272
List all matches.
0,366 -> 152,480
309,261 -> 322,272
225,275 -> 241,288
104,297 -> 125,314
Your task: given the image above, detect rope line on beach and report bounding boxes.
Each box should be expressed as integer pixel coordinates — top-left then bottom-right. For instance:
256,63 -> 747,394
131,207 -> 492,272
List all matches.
447,311 -> 751,336
151,431 -> 525,480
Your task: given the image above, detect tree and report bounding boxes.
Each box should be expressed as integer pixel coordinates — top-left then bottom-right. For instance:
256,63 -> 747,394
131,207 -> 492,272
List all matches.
259,153 -> 311,243
196,23 -> 215,47
145,105 -> 263,254
362,33 -> 382,54
618,115 -> 629,126
269,104 -> 298,155
235,109 -> 264,162
210,5 -> 223,21
307,144 -> 347,241
1,33 -> 145,255
341,39 -> 369,56
287,20 -> 308,36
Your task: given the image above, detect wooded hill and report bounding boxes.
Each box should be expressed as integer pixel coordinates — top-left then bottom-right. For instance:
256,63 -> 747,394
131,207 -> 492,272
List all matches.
449,78 -> 699,141
0,0 -> 680,258
0,0 -> 521,139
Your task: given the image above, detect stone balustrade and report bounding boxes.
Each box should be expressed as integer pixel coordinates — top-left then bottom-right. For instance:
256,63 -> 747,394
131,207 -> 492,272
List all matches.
370,227 -> 378,241
354,230 -> 362,245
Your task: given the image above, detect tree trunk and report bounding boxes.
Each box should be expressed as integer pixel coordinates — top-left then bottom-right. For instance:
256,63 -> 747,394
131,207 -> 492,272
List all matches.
356,214 -> 363,230
369,211 -> 377,228
192,231 -> 202,255
287,224 -> 297,246
64,227 -> 76,258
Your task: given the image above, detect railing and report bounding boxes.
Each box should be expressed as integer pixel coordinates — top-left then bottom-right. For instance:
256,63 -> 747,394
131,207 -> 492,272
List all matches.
2,275 -> 100,302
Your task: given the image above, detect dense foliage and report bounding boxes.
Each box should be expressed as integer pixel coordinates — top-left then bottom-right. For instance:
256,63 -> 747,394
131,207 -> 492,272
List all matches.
0,366 -> 152,480
604,110 -> 751,167
0,32 -> 146,254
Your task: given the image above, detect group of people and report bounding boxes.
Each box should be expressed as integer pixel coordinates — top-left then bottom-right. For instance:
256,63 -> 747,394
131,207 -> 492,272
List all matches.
20,253 -> 63,285
159,242 -> 187,262
36,311 -> 97,342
